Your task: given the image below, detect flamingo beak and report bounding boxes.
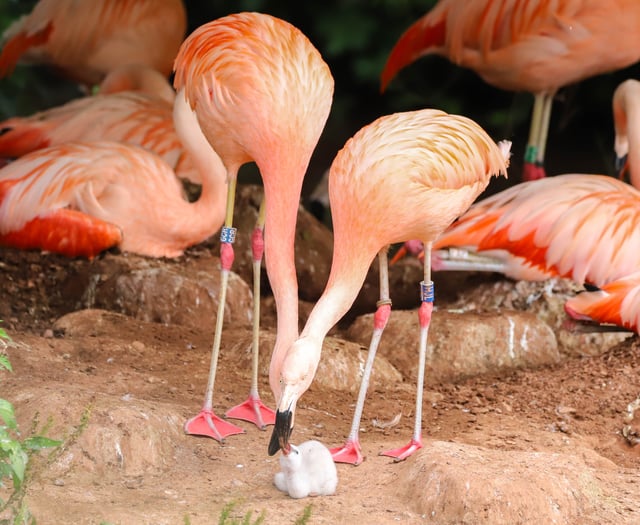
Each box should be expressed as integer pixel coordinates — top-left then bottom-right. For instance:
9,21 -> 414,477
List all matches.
268,408 -> 293,456
615,153 -> 629,181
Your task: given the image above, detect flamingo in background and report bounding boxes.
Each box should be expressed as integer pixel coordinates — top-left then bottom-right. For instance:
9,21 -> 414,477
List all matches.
0,90 -> 226,258
613,79 -> 640,188
173,13 -> 334,441
0,0 -> 186,88
565,271 -> 640,334
381,0 -> 640,182
417,174 -> 640,334
268,109 -> 510,464
0,90 -> 201,184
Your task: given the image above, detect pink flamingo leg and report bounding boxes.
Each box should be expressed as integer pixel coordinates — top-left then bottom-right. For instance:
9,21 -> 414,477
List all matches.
331,251 -> 392,465
226,218 -> 276,429
184,225 -> 244,441
381,241 -> 434,462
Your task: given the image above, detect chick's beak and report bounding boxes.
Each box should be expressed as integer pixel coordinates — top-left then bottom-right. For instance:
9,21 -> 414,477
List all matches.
268,409 -> 293,456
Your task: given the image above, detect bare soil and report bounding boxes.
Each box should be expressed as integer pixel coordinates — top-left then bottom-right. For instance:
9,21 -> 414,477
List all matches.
0,245 -> 639,525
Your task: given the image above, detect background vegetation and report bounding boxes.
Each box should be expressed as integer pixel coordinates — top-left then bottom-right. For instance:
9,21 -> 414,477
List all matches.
1,0 -> 640,201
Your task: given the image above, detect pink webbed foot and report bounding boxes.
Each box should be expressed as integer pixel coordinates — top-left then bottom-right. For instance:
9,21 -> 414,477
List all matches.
380,437 -> 423,462
522,162 -> 546,181
225,395 -> 275,430
184,409 -> 245,442
330,439 -> 364,465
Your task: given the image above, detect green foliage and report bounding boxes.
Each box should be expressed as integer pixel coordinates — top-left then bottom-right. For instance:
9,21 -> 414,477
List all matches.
0,327 -> 62,525
217,501 -> 265,525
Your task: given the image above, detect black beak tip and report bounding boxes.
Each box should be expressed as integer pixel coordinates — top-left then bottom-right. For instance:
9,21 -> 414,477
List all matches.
268,409 -> 293,456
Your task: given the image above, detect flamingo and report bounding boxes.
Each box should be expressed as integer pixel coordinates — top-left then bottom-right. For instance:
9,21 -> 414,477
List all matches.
268,109 -> 510,464
173,13 -> 334,440
0,90 -> 226,258
0,0 -> 186,88
380,0 -> 640,182
564,271 -> 640,334
425,174 -> 640,288
613,79 -> 640,188
0,90 -> 201,183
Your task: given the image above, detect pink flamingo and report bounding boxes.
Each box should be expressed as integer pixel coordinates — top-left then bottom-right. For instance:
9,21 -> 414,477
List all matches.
0,90 -> 226,258
0,0 -> 186,88
268,109 -> 510,464
565,271 -> 640,334
428,174 -> 640,287
0,89 -> 200,183
613,79 -> 640,188
381,0 -> 640,182
173,13 -> 334,440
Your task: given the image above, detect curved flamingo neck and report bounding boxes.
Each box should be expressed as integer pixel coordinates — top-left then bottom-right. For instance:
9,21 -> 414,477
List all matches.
173,88 -> 227,225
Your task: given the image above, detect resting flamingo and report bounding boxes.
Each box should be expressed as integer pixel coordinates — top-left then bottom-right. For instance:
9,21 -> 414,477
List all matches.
173,13 -> 334,440
268,109 -> 510,464
0,91 -> 226,258
381,0 -> 640,182
0,90 -> 201,183
0,0 -> 186,88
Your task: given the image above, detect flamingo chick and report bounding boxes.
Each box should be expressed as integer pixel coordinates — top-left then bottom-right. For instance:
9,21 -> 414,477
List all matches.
274,440 -> 338,499
381,0 -> 640,181
173,12 -> 333,440
269,109 -> 510,464
0,91 -> 226,258
0,0 -> 186,88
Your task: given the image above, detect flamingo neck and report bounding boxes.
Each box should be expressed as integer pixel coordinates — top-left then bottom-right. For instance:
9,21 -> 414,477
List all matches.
301,249 -> 374,341
173,88 -> 227,229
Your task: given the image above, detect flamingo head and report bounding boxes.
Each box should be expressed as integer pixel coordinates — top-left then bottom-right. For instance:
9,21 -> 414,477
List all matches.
268,336 -> 323,456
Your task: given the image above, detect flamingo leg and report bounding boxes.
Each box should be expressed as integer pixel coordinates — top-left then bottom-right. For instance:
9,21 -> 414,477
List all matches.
522,93 -> 548,181
381,241 -> 434,462
535,92 -> 554,168
184,177 -> 245,441
226,198 -> 276,429
330,250 -> 392,465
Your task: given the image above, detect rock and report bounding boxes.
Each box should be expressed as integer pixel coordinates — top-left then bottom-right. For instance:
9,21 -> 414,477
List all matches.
273,440 -> 338,498
453,278 -> 631,357
224,330 -> 401,393
62,253 -> 253,329
347,308 -> 559,383
396,440 -> 619,525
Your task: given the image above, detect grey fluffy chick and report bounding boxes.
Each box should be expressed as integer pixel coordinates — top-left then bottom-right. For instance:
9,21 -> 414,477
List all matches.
274,440 -> 338,498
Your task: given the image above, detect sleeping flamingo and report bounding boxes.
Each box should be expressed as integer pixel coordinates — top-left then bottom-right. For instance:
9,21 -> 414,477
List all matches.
381,0 -> 640,181
565,271 -> 640,334
173,13 -> 334,440
0,90 -> 200,183
268,109 -> 510,464
403,174 -> 640,334
0,0 -> 186,88
0,90 -> 226,258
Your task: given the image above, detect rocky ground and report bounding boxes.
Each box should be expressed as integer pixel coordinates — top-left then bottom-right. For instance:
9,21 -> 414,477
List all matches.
1,189 -> 639,524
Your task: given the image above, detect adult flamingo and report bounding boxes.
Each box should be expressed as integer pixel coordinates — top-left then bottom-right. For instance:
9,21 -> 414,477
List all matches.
0,90 -> 201,183
428,174 -> 640,287
268,109 -> 510,464
0,0 -> 186,88
381,0 -> 640,181
565,271 -> 640,334
0,90 -> 226,258
613,79 -> 640,188
173,13 -> 334,440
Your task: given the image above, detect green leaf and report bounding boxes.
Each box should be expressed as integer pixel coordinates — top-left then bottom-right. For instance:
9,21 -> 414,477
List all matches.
0,354 -> 11,372
23,436 -> 62,451
0,399 -> 17,430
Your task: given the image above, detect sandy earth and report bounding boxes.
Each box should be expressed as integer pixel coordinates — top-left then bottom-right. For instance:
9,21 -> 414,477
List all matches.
1,237 -> 639,525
